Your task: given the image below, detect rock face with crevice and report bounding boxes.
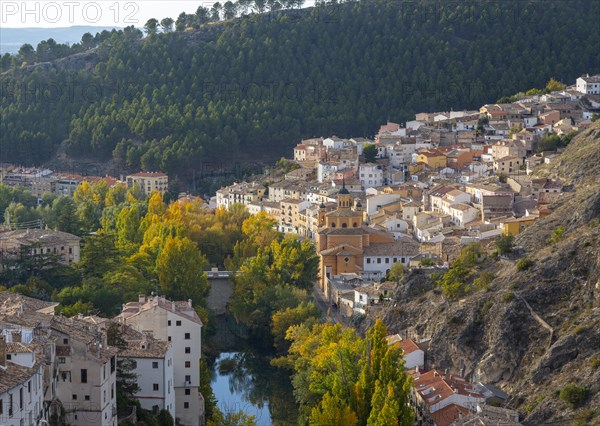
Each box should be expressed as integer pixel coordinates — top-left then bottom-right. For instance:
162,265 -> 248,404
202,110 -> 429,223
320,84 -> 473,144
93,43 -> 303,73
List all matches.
363,122 -> 600,425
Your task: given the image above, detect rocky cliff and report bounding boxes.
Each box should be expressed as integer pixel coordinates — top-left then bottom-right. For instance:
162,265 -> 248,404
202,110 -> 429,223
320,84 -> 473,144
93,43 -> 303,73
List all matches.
364,122 -> 600,425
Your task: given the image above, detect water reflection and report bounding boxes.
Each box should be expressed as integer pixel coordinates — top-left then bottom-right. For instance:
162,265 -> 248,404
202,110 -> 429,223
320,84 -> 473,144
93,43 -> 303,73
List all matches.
211,351 -> 298,426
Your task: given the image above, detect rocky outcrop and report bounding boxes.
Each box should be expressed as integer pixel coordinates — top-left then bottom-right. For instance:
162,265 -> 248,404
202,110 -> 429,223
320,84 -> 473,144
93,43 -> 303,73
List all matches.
364,122 -> 600,425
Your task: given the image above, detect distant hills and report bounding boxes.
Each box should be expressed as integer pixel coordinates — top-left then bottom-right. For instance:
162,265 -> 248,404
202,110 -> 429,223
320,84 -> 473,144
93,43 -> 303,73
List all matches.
0,0 -> 598,181
0,26 -> 120,54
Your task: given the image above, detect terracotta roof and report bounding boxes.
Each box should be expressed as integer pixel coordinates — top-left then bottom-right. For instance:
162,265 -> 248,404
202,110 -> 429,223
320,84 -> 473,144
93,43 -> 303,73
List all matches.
0,291 -> 58,314
6,342 -> 33,353
118,295 -> 203,326
413,370 -> 484,408
431,404 -> 471,426
397,338 -> 421,355
120,339 -> 171,359
0,353 -> 44,394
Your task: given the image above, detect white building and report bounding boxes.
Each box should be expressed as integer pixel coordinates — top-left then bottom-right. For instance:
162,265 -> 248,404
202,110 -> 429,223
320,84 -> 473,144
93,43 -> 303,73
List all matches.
0,336 -> 47,426
576,74 -> 600,95
118,295 -> 204,426
120,339 -> 175,417
448,203 -> 479,227
323,136 -> 349,150
386,335 -> 424,370
362,239 -> 419,279
413,370 -> 486,414
317,163 -> 339,183
51,317 -> 118,426
359,163 -> 384,189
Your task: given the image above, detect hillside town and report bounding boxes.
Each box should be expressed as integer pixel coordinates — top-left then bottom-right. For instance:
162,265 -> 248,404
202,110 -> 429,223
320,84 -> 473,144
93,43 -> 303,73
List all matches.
208,74 -> 599,425
0,74 -> 598,426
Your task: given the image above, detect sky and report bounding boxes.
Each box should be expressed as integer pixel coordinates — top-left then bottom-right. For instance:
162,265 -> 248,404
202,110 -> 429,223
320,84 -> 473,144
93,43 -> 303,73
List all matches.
0,1 -> 213,28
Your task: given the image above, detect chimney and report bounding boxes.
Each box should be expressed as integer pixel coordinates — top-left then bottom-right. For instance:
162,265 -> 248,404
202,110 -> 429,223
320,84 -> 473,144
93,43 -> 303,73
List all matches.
138,294 -> 146,304
77,313 -> 83,320
12,330 -> 22,343
188,299 -> 192,308
0,335 -> 5,367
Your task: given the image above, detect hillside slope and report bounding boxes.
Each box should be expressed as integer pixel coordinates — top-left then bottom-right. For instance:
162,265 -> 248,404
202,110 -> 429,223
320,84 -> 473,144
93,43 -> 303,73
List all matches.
1,0 -> 599,178
364,122 -> 600,425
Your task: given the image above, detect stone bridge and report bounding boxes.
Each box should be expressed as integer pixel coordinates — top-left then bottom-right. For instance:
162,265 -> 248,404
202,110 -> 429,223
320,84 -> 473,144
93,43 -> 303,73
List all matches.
206,269 -> 238,314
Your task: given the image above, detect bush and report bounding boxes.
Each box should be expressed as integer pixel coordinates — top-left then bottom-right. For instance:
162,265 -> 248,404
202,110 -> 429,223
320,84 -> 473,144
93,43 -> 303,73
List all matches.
573,326 -> 587,335
591,358 -> 600,369
559,384 -> 588,408
516,258 -> 534,271
503,292 -> 515,303
474,271 -> 495,291
419,258 -> 435,267
495,234 -> 514,255
546,225 -> 565,245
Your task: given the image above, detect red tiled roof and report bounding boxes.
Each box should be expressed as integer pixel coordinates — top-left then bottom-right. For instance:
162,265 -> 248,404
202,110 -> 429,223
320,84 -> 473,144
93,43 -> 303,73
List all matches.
397,338 -> 421,355
431,404 -> 470,426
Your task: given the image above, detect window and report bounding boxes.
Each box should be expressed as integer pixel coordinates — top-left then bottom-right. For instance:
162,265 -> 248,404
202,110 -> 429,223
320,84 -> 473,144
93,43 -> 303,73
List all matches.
63,338 -> 68,344
168,336 -> 171,341
184,333 -> 190,340
80,369 -> 87,383
6,354 -> 11,360
185,375 -> 191,383
0,398 -> 3,415
19,388 -> 23,409
377,258 -> 381,264
59,357 -> 65,364
366,258 -> 371,264
185,361 -> 191,368
84,395 -> 90,401
185,347 -> 191,354
27,381 -> 30,393
176,320 -> 181,326
184,402 -> 189,409
111,356 -> 116,373
152,362 -> 159,369
153,384 -> 159,391
168,320 -> 171,326
385,258 -> 389,264
185,389 -> 191,395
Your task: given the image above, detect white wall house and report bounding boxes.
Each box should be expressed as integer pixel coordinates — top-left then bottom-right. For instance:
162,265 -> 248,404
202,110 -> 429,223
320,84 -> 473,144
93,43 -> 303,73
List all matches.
121,340 -> 175,418
449,203 -> 479,226
576,75 -> 600,95
118,295 -> 204,426
323,136 -> 351,150
317,163 -> 339,183
0,337 -> 47,426
52,318 -> 118,426
386,335 -> 425,370
359,163 -> 384,189
365,193 -> 402,217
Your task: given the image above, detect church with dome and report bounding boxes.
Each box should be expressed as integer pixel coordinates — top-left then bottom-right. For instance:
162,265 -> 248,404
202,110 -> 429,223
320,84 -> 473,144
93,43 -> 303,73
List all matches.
316,182 -> 418,298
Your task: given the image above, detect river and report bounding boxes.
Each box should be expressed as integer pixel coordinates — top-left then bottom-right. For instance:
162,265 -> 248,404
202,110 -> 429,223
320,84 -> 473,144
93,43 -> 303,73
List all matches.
207,315 -> 299,425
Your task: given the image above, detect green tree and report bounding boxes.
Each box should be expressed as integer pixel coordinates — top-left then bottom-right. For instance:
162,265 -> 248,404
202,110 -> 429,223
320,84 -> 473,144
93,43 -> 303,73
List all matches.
388,262 -> 404,283
144,18 -> 159,35
156,236 -> 209,304
495,234 -> 514,255
309,393 -> 358,426
160,17 -> 174,32
272,301 -> 321,352
363,144 -> 378,163
107,323 -> 141,406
